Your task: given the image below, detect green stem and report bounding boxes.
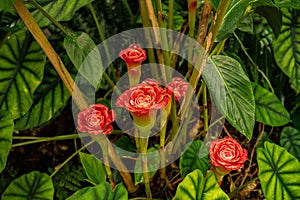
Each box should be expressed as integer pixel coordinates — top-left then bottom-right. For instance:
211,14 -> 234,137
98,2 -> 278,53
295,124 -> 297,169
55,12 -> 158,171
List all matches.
99,137 -> 115,188
168,0 -> 174,30
202,80 -> 209,134
187,0 -> 197,77
140,137 -> 152,199
122,0 -> 134,23
28,0 -> 69,35
12,134 -> 89,147
233,32 -> 274,93
159,109 -> 168,187
50,140 -> 94,178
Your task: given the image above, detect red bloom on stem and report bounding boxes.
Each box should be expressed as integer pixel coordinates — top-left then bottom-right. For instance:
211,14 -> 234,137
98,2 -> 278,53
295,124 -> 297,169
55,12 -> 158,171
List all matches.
77,104 -> 116,135
119,44 -> 147,69
166,77 -> 189,101
116,81 -> 171,117
210,136 -> 248,172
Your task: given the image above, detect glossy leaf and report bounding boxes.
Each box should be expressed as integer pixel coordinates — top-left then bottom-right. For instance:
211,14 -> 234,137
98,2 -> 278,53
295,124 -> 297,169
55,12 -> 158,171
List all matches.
274,9 -> 300,92
64,32 -> 103,88
173,170 -> 230,200
0,30 -> 46,119
79,152 -> 106,185
252,83 -> 290,126
0,110 -> 13,173
2,171 -> 54,200
257,142 -> 300,200
280,126 -> 300,161
30,0 -> 93,27
179,140 -> 209,178
66,182 -> 128,200
216,0 -> 252,41
203,55 -> 255,139
134,147 -> 159,185
14,57 -> 75,130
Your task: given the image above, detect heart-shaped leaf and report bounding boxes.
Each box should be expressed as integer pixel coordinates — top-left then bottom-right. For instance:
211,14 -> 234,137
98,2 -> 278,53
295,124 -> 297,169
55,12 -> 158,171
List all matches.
14,56 -> 75,130
173,170 -> 230,200
79,152 -> 106,185
0,30 -> 46,119
1,171 -> 54,200
64,32 -> 103,88
67,182 -> 128,200
273,9 -> 300,92
252,83 -> 290,126
203,55 -> 255,139
257,142 -> 300,200
29,0 -> 93,27
179,140 -> 209,178
216,0 -> 252,41
0,110 -> 13,173
280,126 -> 300,161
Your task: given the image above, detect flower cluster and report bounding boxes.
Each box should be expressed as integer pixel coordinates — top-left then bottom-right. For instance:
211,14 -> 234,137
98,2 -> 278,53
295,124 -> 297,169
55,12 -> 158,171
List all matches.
209,136 -> 248,173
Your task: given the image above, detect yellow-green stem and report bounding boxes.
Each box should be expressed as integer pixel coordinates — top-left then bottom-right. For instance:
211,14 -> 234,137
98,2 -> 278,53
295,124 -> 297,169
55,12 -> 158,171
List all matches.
202,80 -> 209,133
140,137 -> 152,199
187,0 -> 197,77
168,0 -> 174,43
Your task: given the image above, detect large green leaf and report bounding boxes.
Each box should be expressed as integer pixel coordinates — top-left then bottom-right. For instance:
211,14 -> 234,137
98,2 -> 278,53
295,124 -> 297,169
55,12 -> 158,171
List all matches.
67,182 -> 128,200
30,0 -> 93,27
14,57 -> 75,130
0,30 -> 46,119
216,0 -> 252,41
274,0 -> 300,9
0,110 -> 13,173
0,0 -> 16,12
173,170 -> 229,200
274,9 -> 300,92
79,152 -> 106,185
2,171 -> 54,200
252,83 -> 290,126
203,55 -> 255,139
179,140 -> 209,178
257,142 -> 300,200
64,32 -> 103,88
280,126 -> 300,161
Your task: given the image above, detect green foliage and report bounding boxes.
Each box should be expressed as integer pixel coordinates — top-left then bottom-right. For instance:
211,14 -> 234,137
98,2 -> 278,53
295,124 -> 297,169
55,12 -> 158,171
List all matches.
67,182 -> 128,200
274,9 -> 300,92
49,163 -> 86,200
0,30 -> 46,119
173,170 -> 230,200
257,142 -> 300,199
179,140 -> 209,178
0,110 -> 13,173
280,126 -> 300,161
1,171 -> 54,200
203,55 -> 255,139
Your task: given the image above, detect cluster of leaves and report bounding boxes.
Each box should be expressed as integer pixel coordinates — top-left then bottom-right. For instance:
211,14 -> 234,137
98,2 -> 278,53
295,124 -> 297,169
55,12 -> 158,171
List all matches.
0,0 -> 300,199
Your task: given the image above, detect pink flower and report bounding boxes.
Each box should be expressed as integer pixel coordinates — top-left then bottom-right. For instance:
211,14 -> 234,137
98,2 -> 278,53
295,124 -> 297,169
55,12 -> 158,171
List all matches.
116,81 -> 171,117
119,44 -> 147,69
166,77 -> 189,101
77,104 -> 116,135
210,137 -> 248,171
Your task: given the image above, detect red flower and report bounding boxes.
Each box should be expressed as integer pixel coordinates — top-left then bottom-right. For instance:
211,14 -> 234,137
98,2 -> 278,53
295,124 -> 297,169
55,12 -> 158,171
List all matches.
116,81 -> 171,117
166,77 -> 189,101
77,104 -> 116,135
210,137 -> 248,172
119,44 -> 147,68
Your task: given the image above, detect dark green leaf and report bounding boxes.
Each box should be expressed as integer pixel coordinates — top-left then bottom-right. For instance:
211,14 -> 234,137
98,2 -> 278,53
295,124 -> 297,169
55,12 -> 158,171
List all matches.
257,142 -> 300,199
134,147 -> 159,185
274,0 -> 300,9
0,110 -> 13,173
203,55 -> 255,139
216,0 -> 252,41
79,152 -> 106,185
66,182 -> 128,200
179,140 -> 209,178
273,9 -> 300,92
30,0 -> 93,27
280,126 -> 300,161
252,83 -> 290,126
64,32 -> 103,88
14,56 -> 75,130
173,170 -> 230,200
0,30 -> 46,119
0,0 -> 16,12
2,171 -> 54,200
